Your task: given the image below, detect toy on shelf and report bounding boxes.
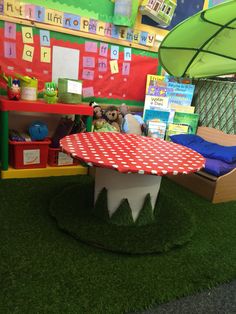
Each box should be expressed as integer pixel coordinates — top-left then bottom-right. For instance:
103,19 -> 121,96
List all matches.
119,103 -> 146,135
0,71 -> 21,100
28,121 -> 49,141
90,101 -> 117,132
15,73 -> 38,101
44,82 -> 58,104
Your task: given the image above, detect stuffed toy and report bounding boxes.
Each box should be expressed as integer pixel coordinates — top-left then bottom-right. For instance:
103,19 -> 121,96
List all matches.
104,105 -> 121,132
89,102 -> 118,132
93,119 -> 117,132
90,101 -> 104,124
119,103 -> 146,135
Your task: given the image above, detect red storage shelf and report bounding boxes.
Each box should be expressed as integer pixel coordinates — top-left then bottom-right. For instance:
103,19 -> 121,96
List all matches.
0,97 -> 93,116
48,147 -> 80,167
9,139 -> 51,169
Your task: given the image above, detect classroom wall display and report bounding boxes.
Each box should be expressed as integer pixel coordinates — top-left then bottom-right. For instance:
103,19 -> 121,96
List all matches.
1,0 -> 157,48
0,20 -> 158,106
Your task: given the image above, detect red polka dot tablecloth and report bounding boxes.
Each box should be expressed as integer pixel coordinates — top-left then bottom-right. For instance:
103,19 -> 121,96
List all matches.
60,132 -> 205,176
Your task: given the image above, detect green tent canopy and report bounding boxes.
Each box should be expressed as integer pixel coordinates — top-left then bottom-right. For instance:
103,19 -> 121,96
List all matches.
159,0 -> 236,78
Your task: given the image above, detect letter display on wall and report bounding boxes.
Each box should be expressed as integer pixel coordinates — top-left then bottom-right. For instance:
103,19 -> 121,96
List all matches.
0,21 -> 158,106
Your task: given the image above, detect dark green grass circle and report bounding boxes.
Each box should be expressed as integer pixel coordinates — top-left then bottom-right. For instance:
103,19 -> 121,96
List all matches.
49,181 -> 195,254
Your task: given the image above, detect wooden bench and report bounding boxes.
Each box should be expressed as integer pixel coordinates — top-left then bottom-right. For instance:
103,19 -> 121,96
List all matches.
167,126 -> 236,203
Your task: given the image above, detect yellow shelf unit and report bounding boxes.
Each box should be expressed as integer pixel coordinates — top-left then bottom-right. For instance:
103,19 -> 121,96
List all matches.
1,164 -> 88,179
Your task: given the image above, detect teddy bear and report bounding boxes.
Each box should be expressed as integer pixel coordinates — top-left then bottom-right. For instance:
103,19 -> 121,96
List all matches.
104,106 -> 121,132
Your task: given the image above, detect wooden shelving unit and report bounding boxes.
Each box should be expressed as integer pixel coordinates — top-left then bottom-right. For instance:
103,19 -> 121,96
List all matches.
0,97 -> 93,179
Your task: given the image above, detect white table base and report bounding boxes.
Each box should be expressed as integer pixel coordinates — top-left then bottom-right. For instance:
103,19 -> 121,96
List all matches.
94,168 -> 162,222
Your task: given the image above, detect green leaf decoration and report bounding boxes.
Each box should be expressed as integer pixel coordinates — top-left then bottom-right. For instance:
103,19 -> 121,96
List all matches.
135,193 -> 155,226
110,199 -> 134,226
93,188 -> 110,221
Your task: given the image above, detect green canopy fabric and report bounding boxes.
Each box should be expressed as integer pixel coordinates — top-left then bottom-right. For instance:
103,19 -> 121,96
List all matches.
159,0 -> 236,78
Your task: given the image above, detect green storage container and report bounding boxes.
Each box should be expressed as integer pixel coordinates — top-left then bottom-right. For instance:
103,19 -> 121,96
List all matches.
58,78 -> 82,104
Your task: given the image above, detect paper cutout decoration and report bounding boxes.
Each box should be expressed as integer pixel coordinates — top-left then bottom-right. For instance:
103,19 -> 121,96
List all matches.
119,28 -> 128,40
82,87 -> 94,98
140,31 -> 148,45
126,29 -> 134,42
45,9 -> 63,26
4,22 -> 16,39
111,45 -> 119,60
89,19 -> 97,34
112,25 -> 119,38
83,56 -> 95,68
40,47 -> 51,63
52,46 -> 80,84
124,48 -> 132,61
22,27 -> 34,44
99,43 -> 108,57
110,60 -> 119,74
98,58 -> 107,72
82,69 -> 94,80
0,0 -> 4,15
105,23 -> 112,37
24,4 -> 35,20
35,6 -> 45,22
22,44 -> 34,62
63,13 -> 81,30
122,62 -> 130,75
4,41 -> 16,58
85,41 -> 98,53
96,21 -> 106,36
81,17 -> 90,32
40,30 -> 50,46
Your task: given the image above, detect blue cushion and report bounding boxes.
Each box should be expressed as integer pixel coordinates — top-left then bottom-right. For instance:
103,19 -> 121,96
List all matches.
205,158 -> 236,176
170,134 -> 236,163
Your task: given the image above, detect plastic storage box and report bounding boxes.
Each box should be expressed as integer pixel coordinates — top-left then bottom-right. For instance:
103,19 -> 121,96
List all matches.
9,139 -> 51,169
48,147 -> 80,167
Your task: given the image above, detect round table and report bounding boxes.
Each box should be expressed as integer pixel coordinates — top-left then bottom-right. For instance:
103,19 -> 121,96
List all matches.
61,132 -> 205,223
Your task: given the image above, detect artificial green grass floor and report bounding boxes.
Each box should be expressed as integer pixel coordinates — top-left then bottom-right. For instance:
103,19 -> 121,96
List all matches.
1,175 -> 236,314
50,182 -> 195,254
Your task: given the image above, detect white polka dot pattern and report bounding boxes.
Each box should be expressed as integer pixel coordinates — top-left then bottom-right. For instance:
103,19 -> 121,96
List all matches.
60,133 -> 205,176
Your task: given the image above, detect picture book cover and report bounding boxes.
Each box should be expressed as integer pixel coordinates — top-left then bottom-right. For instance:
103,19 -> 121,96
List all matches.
165,123 -> 189,141
144,95 -> 170,115
145,74 -> 166,94
171,104 -> 195,113
144,109 -> 170,124
148,121 -> 167,139
173,112 -> 199,134
167,81 -> 195,107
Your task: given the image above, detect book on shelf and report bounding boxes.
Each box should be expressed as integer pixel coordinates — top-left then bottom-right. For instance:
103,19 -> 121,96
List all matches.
143,95 -> 170,116
148,121 -> 167,139
145,74 -> 166,94
165,123 -> 189,141
171,104 -> 195,114
173,112 -> 199,134
144,109 -> 170,124
167,81 -> 195,107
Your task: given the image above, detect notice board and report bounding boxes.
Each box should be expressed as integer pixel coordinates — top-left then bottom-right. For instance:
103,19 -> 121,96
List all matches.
0,20 -> 158,107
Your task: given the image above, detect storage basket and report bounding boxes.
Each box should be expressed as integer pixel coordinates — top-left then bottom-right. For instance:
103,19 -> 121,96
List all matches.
48,147 -> 80,167
9,139 -> 51,169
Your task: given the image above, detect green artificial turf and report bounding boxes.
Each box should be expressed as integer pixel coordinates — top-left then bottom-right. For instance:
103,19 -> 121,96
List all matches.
1,175 -> 236,314
50,182 -> 195,253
